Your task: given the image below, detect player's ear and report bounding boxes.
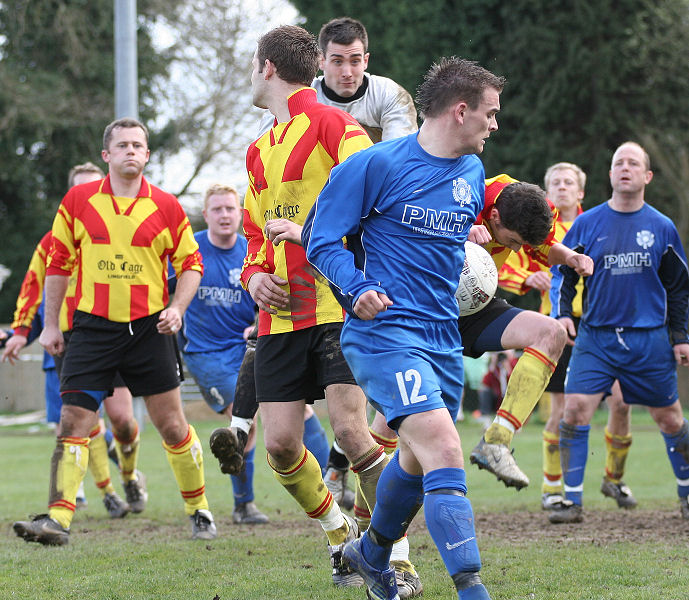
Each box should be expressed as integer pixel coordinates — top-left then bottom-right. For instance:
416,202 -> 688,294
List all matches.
453,101 -> 468,125
645,170 -> 653,184
362,52 -> 370,70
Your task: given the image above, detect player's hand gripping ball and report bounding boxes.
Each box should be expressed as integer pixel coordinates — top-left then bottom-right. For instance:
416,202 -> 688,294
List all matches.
455,241 -> 498,316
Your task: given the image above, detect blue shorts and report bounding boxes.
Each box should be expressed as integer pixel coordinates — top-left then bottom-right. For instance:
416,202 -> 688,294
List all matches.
341,317 -> 463,427
183,344 -> 246,413
44,367 -> 62,424
565,323 -> 678,407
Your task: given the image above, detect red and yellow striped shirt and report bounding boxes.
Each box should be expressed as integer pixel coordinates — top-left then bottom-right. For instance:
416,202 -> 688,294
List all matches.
242,87 -> 372,335
499,207 -> 584,316
476,174 -> 559,271
47,175 -> 202,323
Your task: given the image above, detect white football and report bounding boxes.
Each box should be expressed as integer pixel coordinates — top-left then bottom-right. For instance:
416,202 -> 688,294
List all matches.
455,241 -> 498,316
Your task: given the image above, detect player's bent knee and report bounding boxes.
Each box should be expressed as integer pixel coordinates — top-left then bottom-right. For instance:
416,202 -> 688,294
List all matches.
264,437 -> 302,465
545,318 -> 568,353
112,419 -> 138,441
152,412 -> 189,446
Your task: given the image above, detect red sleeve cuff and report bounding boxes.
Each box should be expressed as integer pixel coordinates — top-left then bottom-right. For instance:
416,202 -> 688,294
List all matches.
46,266 -> 72,276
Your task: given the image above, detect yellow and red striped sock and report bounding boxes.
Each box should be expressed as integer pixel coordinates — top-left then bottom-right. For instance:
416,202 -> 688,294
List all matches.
88,426 -> 116,496
269,446 -> 348,545
485,347 -> 557,446
370,427 -> 398,455
114,422 -> 140,483
48,436 -> 90,529
163,425 -> 208,515
604,427 -> 632,483
542,429 -> 562,494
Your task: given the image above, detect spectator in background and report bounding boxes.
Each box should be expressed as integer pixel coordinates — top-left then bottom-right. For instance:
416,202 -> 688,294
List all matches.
474,351 -> 517,428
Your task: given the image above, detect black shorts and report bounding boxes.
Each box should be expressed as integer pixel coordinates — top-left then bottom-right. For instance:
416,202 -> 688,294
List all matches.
254,322 -> 356,403
55,330 -> 126,389
545,316 -> 580,393
60,310 -> 181,398
459,297 -> 522,358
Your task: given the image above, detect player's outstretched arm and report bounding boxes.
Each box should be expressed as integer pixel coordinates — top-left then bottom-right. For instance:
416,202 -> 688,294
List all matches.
302,152 -> 389,317
468,224 -> 492,245
548,242 -> 594,276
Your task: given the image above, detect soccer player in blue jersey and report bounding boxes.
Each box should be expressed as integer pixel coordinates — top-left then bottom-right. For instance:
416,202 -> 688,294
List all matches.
548,141 -> 689,524
303,57 -> 505,600
178,184 -> 270,525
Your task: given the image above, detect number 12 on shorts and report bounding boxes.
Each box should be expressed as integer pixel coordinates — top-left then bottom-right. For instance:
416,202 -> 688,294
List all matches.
395,369 -> 428,406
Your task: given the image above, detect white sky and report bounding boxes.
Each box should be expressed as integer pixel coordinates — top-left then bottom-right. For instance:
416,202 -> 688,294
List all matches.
146,0 -> 300,218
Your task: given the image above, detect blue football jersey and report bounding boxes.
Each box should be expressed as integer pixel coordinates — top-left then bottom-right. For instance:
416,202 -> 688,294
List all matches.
180,231 -> 256,353
551,202 -> 689,336
303,133 -> 485,322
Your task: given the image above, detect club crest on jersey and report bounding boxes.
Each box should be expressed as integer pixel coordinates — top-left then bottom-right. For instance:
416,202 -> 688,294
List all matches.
636,230 -> 655,249
452,178 -> 472,206
228,267 -> 242,286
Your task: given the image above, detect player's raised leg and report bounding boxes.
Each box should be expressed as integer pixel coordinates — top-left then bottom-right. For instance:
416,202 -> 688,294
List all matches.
471,310 -> 564,488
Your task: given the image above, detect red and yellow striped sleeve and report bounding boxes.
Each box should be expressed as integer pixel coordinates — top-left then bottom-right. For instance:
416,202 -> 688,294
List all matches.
498,216 -> 584,317
498,249 -> 540,296
240,144 -> 273,289
47,191 -> 79,277
168,202 -> 203,278
11,232 -> 52,335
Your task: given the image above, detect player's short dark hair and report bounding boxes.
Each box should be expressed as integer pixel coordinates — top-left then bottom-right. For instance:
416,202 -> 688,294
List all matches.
318,17 -> 368,54
496,182 -> 553,246
416,57 -> 506,119
103,117 -> 149,151
257,25 -> 320,86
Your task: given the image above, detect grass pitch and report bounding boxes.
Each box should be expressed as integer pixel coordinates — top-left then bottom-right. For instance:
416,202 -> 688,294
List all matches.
1,405 -> 689,599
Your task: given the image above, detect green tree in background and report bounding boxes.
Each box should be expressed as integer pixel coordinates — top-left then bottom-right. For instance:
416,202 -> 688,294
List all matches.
292,0 -> 689,243
0,0 -> 178,321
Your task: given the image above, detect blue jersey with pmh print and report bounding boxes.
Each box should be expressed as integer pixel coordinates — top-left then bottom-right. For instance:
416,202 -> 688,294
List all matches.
551,201 -> 689,335
180,231 -> 256,353
303,132 -> 484,322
